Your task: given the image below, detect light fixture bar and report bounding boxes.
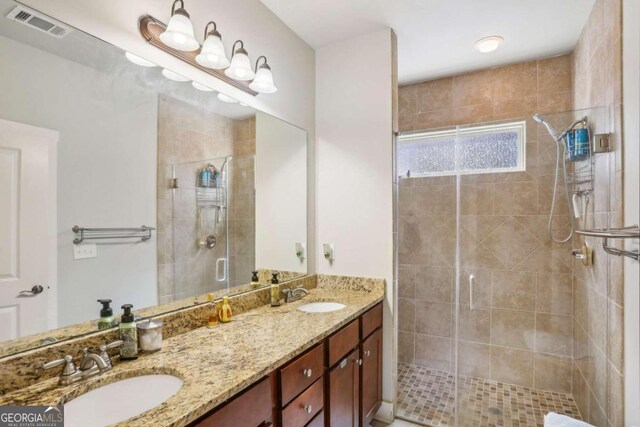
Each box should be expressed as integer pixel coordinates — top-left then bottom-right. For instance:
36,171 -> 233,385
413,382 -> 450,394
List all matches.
138,15 -> 258,96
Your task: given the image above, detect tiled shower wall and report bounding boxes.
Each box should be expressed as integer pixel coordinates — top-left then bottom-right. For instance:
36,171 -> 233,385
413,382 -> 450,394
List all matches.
571,0 -> 624,425
397,54 -> 577,393
229,117 -> 256,287
157,96 -> 256,302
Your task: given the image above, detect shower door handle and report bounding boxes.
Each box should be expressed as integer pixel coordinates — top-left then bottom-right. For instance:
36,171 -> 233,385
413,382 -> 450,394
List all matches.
469,274 -> 475,311
216,258 -> 227,282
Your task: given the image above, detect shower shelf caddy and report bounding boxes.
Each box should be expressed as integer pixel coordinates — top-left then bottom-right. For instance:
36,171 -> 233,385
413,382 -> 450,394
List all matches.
576,225 -> 640,260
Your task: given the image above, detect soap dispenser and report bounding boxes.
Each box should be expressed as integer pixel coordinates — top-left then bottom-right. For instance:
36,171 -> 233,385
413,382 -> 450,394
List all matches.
218,296 -> 232,323
251,270 -> 260,288
97,299 -> 114,330
270,272 -> 281,307
119,304 -> 138,360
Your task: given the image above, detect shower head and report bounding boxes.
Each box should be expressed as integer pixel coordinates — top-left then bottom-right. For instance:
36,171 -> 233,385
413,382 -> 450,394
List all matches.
532,113 -> 559,141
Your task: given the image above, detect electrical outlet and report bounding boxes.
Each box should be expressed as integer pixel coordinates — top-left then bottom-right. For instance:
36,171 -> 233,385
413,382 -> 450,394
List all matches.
74,243 -> 97,260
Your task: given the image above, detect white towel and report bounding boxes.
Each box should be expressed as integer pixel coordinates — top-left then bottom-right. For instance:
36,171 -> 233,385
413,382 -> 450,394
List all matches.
544,412 -> 595,427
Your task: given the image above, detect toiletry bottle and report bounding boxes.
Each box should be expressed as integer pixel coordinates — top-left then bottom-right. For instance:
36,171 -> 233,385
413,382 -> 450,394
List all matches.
270,272 -> 281,307
97,299 -> 114,330
119,304 -> 138,360
198,167 -> 210,188
574,123 -> 590,158
207,293 -> 218,328
251,270 -> 260,288
566,129 -> 577,160
218,296 -> 232,323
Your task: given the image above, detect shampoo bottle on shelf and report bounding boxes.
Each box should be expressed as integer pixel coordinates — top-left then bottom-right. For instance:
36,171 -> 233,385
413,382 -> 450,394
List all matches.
119,304 -> 138,360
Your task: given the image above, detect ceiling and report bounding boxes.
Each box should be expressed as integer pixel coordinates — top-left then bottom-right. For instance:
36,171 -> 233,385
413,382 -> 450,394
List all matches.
261,0 -> 595,84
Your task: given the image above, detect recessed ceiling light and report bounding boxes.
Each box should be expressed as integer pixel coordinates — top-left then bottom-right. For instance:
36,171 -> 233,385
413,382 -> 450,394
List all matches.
192,81 -> 214,92
217,93 -> 238,103
125,52 -> 157,67
161,68 -> 190,82
474,36 -> 503,53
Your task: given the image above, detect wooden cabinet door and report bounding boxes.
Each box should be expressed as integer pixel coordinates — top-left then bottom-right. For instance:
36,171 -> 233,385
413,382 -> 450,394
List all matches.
327,348 -> 360,427
360,328 -> 382,426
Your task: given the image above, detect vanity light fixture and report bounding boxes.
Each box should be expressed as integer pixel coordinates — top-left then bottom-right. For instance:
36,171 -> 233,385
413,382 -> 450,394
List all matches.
159,0 -> 200,52
161,68 -> 190,82
474,35 -> 503,53
249,56 -> 277,93
125,52 -> 157,67
195,21 -> 230,69
217,93 -> 238,103
192,81 -> 214,91
225,40 -> 255,81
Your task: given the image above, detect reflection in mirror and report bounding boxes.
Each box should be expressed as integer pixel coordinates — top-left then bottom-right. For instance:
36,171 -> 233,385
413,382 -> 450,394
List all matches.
0,0 -> 307,357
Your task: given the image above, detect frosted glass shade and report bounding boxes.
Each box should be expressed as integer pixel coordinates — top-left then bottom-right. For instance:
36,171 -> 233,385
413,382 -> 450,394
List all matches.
159,13 -> 200,52
217,93 -> 238,103
249,66 -> 277,93
196,34 -> 230,69
224,51 -> 255,81
192,81 -> 214,92
125,52 -> 157,67
162,69 -> 190,82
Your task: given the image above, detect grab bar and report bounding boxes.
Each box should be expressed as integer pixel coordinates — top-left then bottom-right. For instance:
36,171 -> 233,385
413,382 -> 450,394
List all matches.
72,225 -> 155,245
576,225 -> 639,260
469,274 -> 475,311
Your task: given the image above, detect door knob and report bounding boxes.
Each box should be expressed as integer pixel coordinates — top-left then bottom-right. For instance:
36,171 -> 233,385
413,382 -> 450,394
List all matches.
19,285 -> 44,296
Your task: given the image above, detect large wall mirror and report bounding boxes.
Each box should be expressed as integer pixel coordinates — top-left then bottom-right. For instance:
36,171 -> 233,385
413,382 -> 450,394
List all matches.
0,0 -> 308,357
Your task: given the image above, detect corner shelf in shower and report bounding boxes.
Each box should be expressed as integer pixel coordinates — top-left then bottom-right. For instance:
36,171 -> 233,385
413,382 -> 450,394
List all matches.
576,225 -> 640,260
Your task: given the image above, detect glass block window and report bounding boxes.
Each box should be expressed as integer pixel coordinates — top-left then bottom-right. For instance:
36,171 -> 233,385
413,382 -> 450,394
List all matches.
397,121 -> 526,177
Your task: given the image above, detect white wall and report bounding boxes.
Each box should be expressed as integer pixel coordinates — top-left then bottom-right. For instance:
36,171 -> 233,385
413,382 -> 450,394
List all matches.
623,1 -> 640,424
315,29 -> 396,407
19,0 -> 317,273
256,112 -> 307,273
0,35 -> 158,326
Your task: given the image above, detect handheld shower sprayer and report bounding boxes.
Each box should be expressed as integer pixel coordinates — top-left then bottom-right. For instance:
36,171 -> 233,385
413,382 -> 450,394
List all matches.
533,112 -> 585,243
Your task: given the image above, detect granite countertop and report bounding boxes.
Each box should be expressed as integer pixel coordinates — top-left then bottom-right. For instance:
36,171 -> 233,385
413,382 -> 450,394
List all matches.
0,286 -> 384,427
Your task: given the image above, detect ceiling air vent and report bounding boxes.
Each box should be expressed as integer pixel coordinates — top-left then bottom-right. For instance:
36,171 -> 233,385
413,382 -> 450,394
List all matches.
5,6 -> 71,38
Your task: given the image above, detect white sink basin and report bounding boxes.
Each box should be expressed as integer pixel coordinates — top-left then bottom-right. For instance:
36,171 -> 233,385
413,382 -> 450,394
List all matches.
64,374 -> 182,427
297,302 -> 346,313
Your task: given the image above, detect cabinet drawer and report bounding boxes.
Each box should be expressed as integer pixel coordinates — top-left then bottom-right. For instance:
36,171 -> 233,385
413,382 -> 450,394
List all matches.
193,376 -> 272,427
327,319 -> 359,367
306,410 -> 324,427
360,303 -> 382,339
280,342 -> 324,406
281,377 -> 323,427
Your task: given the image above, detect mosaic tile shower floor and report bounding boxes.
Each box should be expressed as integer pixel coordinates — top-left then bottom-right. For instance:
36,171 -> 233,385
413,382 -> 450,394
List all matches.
397,363 -> 582,427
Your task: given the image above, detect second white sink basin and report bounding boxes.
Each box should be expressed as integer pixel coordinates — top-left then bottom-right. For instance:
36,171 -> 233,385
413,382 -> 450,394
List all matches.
297,302 -> 346,313
64,374 -> 183,427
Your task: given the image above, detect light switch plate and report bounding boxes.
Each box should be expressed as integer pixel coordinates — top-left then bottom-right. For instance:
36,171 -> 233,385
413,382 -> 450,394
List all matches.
74,243 -> 97,259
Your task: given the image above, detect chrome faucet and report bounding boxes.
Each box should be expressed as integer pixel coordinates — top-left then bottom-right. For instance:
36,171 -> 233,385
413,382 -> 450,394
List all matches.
283,286 -> 310,303
43,340 -> 122,386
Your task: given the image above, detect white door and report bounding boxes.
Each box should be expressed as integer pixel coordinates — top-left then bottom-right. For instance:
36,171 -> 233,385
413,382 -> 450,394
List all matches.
0,119 -> 57,341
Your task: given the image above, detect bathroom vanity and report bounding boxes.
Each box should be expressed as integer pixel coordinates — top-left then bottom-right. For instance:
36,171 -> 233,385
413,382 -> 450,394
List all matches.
193,302 -> 383,427
0,276 -> 384,427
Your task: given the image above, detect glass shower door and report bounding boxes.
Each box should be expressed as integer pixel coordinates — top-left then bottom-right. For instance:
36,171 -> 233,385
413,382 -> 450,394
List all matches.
171,156 -> 231,300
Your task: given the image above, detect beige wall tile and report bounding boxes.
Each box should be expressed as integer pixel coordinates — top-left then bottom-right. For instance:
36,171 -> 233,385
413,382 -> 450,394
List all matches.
536,313 -> 573,356
458,341 -> 490,377
415,301 -> 452,337
492,309 -> 535,350
483,218 -> 541,269
572,362 -> 589,419
493,181 -> 538,215
492,61 -> 538,102
607,361 -> 624,427
417,78 -> 453,112
399,297 -> 415,333
607,300 -> 623,372
452,70 -> 493,106
536,273 -> 573,315
398,265 -> 417,299
538,55 -> 572,94
415,266 -> 453,303
459,305 -> 490,344
534,353 -> 572,393
415,334 -> 451,371
490,346 -> 534,387
492,270 -> 536,310
398,331 -> 415,364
